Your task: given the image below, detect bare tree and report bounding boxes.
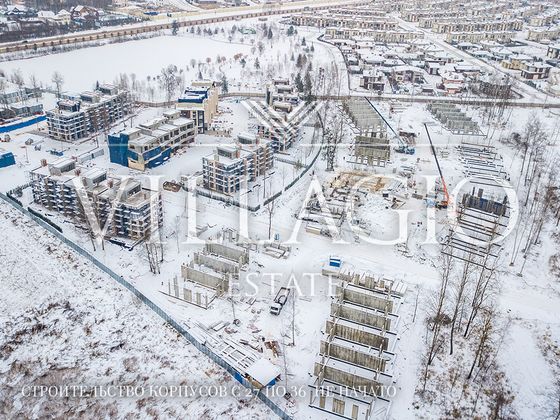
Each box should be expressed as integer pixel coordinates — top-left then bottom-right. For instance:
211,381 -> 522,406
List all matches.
265,199 -> 275,240
10,69 -> 25,105
159,65 -> 180,103
449,251 -> 473,355
52,71 -> 64,99
421,251 -> 453,391
467,307 -> 494,380
0,78 -> 9,110
28,74 -> 40,103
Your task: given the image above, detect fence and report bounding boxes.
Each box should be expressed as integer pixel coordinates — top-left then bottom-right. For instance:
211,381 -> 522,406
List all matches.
0,191 -> 291,420
0,114 -> 46,133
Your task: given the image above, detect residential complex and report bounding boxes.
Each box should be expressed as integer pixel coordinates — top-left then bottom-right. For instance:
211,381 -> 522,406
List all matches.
29,157 -> 162,241
108,110 -> 196,171
46,84 -> 130,142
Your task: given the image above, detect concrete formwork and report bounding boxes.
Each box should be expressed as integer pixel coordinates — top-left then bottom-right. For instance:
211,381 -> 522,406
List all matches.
194,251 -> 240,279
336,283 -> 394,313
162,276 -> 216,309
339,269 -> 407,297
205,242 -> 250,265
331,301 -> 392,331
181,264 -> 229,293
313,357 -> 382,395
326,318 -> 389,351
320,337 -> 389,372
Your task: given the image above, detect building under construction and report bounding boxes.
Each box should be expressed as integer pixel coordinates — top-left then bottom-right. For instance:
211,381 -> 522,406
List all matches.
164,241 -> 250,309
309,268 -> 407,419
343,98 -> 391,167
29,158 -> 162,242
427,103 -> 481,135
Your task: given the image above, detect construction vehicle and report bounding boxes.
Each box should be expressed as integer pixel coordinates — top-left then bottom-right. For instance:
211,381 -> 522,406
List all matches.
423,123 -> 449,209
270,287 -> 291,315
395,145 -> 416,155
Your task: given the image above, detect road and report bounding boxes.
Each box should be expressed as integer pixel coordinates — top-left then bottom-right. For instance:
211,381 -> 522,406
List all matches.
220,91 -> 560,108
0,0 -> 367,54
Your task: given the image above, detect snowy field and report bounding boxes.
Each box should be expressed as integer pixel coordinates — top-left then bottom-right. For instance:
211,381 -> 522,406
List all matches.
0,202 -> 270,419
0,19 -> 343,101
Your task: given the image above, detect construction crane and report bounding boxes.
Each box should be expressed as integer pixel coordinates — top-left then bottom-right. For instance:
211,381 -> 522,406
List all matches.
364,97 -> 415,155
423,123 -> 449,209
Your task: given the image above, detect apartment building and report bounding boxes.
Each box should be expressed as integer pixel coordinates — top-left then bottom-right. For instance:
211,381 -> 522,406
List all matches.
432,19 -> 523,34
325,27 -> 424,43
291,13 -> 398,31
30,158 -> 162,241
528,9 -> 560,27
46,84 -> 130,142
446,31 -> 515,43
527,25 -> 560,42
547,43 -> 560,59
108,110 -> 196,171
176,80 -> 219,133
202,133 -> 273,195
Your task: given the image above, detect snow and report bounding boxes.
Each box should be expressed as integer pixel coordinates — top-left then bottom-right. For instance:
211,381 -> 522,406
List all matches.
0,9 -> 559,420
0,202 -> 270,418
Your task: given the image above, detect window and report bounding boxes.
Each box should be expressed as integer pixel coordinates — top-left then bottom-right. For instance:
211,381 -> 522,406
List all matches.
332,398 -> 345,415
352,404 -> 359,419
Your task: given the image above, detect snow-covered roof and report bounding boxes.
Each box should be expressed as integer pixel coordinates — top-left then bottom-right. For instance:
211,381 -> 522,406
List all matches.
245,358 -> 281,387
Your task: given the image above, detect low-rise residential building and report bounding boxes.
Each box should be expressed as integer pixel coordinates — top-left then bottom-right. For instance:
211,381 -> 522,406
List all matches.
446,31 -> 515,43
520,62 -> 551,80
30,158 -> 162,241
389,65 -> 425,84
360,69 -> 385,92
528,9 -> 560,27
0,76 -> 42,105
527,24 -> 560,42
177,80 -> 219,133
325,27 -> 424,43
202,133 -> 273,195
108,110 -> 196,171
46,84 -> 129,142
547,43 -> 560,59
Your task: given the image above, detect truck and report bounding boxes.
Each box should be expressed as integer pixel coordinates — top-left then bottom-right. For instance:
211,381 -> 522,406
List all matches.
270,287 -> 291,315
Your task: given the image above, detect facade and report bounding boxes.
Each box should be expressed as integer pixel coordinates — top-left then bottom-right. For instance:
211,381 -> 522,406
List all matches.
520,62 -> 551,80
547,43 -> 560,59
46,84 -> 129,142
325,27 -> 424,43
108,110 -> 196,171
527,25 -> 560,42
176,80 -> 219,133
360,69 -> 385,92
0,77 -> 42,105
202,133 -> 273,195
30,158 -> 162,241
291,12 -> 398,31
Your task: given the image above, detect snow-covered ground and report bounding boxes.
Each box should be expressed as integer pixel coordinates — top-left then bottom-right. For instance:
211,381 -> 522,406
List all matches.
0,202 -> 270,419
